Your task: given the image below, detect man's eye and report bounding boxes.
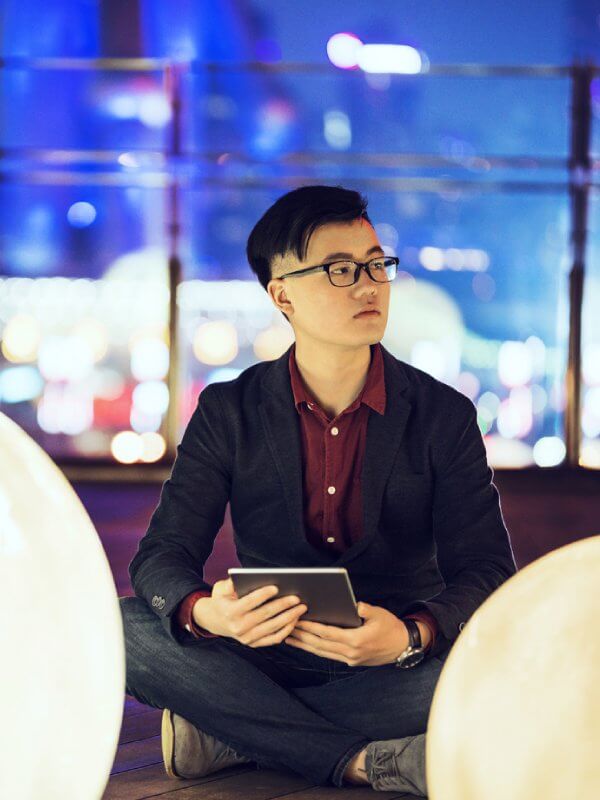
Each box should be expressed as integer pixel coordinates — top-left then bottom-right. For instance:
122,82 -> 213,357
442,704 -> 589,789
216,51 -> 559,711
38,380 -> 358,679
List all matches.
330,263 -> 353,275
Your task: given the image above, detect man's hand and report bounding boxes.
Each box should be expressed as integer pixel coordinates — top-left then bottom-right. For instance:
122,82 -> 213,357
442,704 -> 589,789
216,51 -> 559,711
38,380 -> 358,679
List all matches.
193,578 -> 307,647
285,602 -> 410,666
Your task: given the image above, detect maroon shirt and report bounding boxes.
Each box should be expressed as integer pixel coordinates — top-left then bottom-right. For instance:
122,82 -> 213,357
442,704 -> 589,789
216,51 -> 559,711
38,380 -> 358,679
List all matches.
176,342 -> 438,652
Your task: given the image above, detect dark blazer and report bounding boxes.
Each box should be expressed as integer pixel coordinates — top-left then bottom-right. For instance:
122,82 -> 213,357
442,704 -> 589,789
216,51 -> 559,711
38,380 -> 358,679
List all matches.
128,342 -> 517,658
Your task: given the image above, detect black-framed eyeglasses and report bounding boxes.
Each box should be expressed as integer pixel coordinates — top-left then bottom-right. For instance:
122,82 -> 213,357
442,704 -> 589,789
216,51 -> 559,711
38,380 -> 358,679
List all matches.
277,256 -> 399,287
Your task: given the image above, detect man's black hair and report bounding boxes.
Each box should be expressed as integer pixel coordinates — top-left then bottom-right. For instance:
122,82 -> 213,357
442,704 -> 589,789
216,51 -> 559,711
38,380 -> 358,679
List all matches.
246,184 -> 372,322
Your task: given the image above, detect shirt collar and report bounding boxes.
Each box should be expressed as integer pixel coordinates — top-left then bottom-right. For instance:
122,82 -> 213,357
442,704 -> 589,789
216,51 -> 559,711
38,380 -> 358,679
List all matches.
288,341 -> 386,416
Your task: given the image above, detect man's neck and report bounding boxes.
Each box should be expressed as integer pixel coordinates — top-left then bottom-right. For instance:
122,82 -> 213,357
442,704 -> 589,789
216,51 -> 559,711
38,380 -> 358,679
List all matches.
293,341 -> 372,420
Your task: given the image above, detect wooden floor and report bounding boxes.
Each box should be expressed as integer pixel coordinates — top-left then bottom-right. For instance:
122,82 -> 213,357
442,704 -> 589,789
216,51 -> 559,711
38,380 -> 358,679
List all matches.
102,694 -> 412,799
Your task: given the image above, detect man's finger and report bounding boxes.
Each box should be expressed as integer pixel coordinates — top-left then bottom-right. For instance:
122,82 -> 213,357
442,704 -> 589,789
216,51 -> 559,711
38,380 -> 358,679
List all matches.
286,634 -> 353,663
294,619 -> 354,641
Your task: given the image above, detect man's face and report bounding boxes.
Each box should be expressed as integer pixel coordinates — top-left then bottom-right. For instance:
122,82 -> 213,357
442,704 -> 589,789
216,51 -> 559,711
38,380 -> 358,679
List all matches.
267,217 -> 390,348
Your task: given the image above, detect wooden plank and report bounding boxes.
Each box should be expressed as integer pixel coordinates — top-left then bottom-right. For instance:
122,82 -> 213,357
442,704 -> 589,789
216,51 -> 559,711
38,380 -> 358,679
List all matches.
110,734 -> 163,775
124,695 -> 157,717
282,787 -> 409,798
101,761 -> 259,800
119,708 -> 162,744
144,767 -> 410,798
137,767 -> 316,799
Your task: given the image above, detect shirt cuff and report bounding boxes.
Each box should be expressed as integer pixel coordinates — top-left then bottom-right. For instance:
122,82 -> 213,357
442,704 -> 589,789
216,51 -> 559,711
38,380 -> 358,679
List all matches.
176,589 -> 219,639
403,610 -> 438,653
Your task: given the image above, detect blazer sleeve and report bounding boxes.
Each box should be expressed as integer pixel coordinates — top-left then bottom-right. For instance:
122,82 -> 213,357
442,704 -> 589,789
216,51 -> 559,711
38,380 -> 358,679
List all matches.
175,589 -> 220,639
128,382 -> 232,646
402,394 -> 517,659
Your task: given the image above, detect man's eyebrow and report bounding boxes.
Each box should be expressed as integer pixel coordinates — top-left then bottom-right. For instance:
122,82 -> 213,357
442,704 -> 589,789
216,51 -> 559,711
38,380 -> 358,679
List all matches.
318,245 -> 384,262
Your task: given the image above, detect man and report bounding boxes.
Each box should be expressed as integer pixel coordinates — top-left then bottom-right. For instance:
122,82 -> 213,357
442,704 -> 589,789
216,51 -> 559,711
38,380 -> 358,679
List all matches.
120,184 -> 517,795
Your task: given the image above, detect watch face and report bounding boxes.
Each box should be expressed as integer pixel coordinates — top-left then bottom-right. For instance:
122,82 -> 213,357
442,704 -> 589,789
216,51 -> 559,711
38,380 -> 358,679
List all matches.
398,649 -> 426,668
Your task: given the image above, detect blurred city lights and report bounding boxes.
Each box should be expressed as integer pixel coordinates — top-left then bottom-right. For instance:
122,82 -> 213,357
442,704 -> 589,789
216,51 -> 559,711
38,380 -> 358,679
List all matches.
357,44 -> 423,74
253,326 -> 295,362
478,391 -> 501,417
580,439 -> 600,469
0,366 -> 43,403
0,270 -> 595,469
410,340 -> 446,381
1,314 -> 41,362
497,387 -> 533,439
132,381 -> 169,416
498,341 -> 533,388
38,336 -> 95,382
323,110 -> 352,149
130,337 -> 170,381
37,384 -> 93,436
72,319 -> 109,363
111,431 -> 143,464
130,406 -> 163,434
138,93 -> 172,127
483,435 -> 534,468
456,371 -> 481,401
326,32 -> 363,69
67,202 -> 97,228
420,246 -> 489,272
140,432 -> 167,462
193,320 -> 238,365
533,436 -> 566,467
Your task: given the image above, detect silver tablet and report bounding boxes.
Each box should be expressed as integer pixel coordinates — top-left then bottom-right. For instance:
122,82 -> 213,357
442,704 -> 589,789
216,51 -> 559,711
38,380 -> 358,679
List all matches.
228,567 -> 362,628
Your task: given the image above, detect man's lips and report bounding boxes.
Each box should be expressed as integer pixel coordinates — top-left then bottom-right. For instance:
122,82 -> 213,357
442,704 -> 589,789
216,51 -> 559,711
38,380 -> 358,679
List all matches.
354,309 -> 380,318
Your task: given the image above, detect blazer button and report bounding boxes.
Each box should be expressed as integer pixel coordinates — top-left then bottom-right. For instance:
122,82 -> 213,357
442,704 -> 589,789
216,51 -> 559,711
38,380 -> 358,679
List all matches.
458,621 -> 466,631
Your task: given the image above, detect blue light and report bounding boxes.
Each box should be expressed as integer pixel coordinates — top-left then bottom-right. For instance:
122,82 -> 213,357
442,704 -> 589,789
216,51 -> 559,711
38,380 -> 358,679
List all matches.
67,202 -> 97,228
0,366 -> 44,403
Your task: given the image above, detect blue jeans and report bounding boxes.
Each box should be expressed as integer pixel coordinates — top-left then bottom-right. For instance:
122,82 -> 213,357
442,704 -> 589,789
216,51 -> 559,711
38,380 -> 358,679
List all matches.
119,596 -> 446,787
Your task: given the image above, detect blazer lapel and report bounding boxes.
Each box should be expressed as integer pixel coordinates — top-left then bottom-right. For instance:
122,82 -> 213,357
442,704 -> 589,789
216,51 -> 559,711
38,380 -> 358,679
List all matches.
258,343 -> 412,566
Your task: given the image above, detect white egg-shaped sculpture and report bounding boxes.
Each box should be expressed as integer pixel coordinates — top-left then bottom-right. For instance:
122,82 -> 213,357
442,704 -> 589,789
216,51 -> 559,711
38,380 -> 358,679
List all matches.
0,411 -> 125,799
427,534 -> 600,800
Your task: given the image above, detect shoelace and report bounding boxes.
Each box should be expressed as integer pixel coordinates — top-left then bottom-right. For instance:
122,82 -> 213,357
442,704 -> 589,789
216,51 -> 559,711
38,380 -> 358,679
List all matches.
369,747 -> 398,782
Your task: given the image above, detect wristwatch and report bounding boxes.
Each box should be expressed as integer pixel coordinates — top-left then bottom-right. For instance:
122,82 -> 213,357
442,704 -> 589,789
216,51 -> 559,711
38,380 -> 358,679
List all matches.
394,618 -> 426,668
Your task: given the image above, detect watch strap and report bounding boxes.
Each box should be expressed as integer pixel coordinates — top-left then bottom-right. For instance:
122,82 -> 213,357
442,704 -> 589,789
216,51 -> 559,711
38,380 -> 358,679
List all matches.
402,617 -> 422,648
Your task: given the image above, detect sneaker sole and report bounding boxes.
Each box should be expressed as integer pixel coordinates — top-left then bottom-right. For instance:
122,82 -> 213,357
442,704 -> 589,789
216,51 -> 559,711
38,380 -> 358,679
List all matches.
161,708 -> 181,779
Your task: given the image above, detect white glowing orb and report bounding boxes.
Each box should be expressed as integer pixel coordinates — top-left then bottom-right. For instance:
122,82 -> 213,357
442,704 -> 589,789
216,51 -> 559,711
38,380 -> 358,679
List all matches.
326,32 -> 363,69
130,336 -> 170,381
1,313 -> 41,362
132,380 -> 170,416
72,318 -> 109,362
323,109 -> 352,149
0,411 -> 125,799
140,431 -> 167,462
38,335 -> 95,382
253,325 -> 295,362
498,340 -> 533,387
580,438 -> 600,468
427,535 -> 600,800
482,433 -> 534,468
111,430 -> 143,463
357,44 -> 423,74
496,387 -> 533,439
193,320 -> 239,365
533,435 -> 566,467
67,201 -> 97,228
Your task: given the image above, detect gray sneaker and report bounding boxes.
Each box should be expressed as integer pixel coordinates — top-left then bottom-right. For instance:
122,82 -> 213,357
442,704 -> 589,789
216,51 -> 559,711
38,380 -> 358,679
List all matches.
365,732 -> 428,796
161,708 -> 253,779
